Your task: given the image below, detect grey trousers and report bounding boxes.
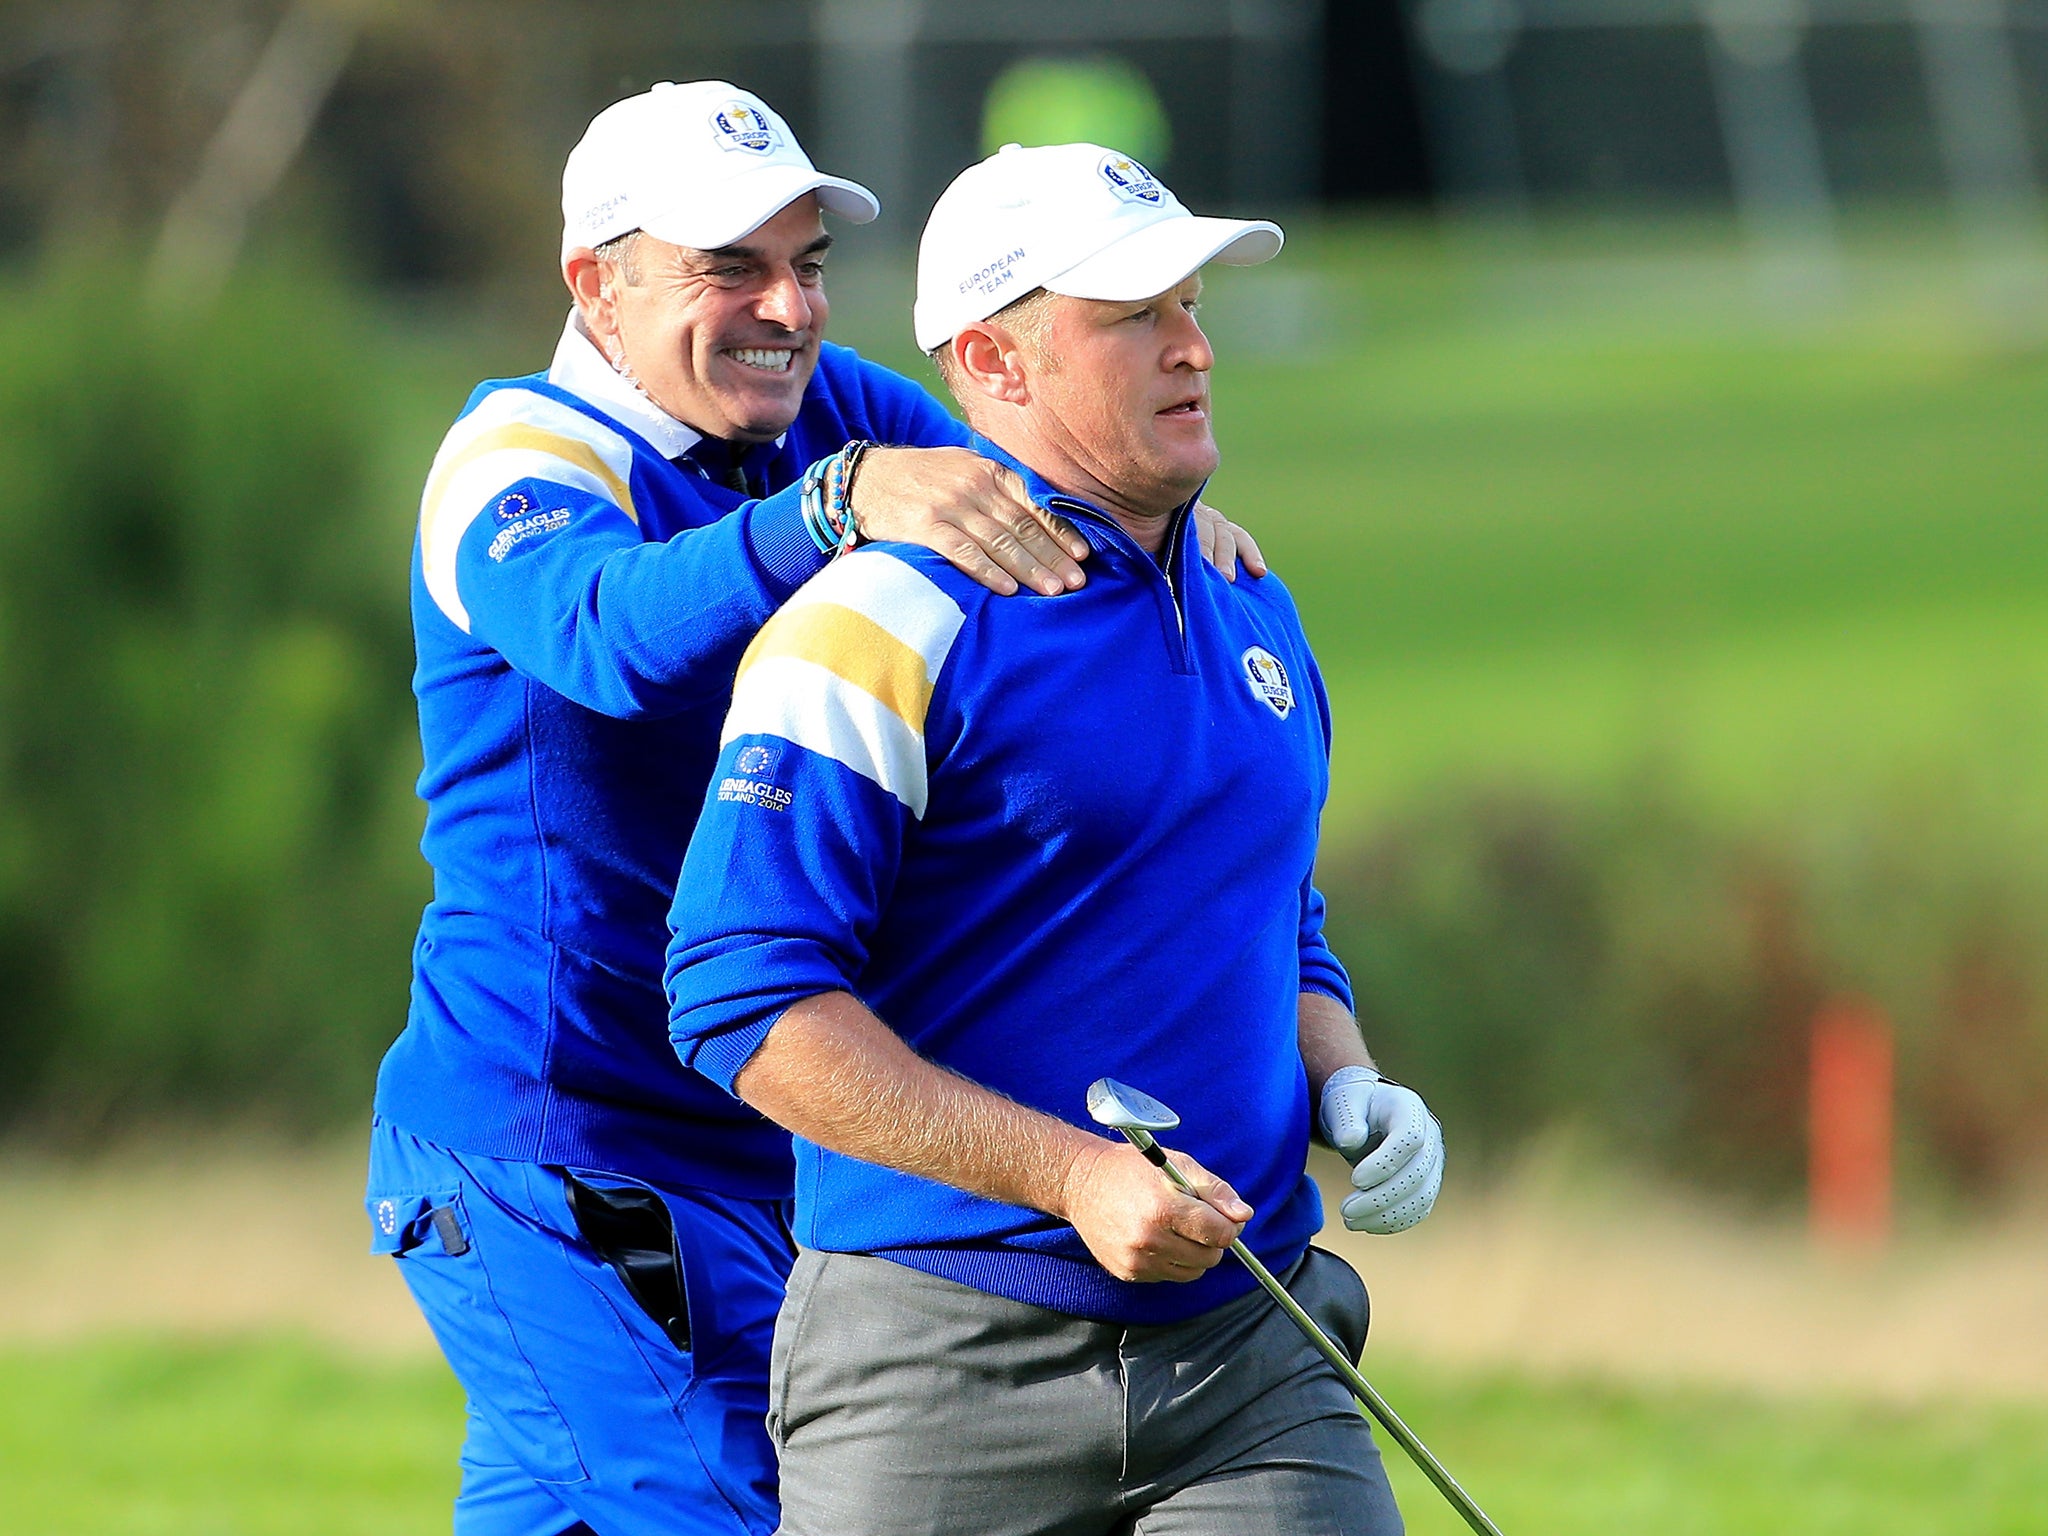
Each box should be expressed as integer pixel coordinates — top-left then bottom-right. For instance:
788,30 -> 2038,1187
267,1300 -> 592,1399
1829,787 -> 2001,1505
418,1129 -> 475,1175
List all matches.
768,1246 -> 1404,1536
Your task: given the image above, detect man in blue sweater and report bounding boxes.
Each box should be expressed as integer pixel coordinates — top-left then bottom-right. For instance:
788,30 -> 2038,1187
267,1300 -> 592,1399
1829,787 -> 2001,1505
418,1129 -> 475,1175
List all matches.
666,144 -> 1446,1535
366,84 -> 1266,1536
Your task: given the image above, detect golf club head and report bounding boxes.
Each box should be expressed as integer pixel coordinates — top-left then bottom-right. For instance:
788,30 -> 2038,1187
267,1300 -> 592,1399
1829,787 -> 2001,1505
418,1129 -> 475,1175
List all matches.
1086,1078 -> 1181,1134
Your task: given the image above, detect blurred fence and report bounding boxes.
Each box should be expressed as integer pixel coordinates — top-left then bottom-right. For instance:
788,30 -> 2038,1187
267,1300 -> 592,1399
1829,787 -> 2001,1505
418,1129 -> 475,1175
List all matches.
1406,0 -> 2048,312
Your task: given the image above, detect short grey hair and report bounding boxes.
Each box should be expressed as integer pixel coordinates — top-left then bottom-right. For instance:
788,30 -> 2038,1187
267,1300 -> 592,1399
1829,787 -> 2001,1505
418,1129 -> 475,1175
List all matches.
594,229 -> 646,286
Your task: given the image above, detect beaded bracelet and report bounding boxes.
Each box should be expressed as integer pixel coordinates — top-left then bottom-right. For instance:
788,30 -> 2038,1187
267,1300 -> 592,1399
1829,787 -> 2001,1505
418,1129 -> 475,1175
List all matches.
798,455 -> 837,553
833,439 -> 871,557
799,439 -> 874,557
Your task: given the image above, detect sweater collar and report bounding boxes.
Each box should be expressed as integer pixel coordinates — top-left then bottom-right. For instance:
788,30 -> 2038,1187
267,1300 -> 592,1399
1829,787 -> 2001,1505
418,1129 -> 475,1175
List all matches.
968,433 -> 1204,567
551,311 -> 703,460
548,311 -> 789,463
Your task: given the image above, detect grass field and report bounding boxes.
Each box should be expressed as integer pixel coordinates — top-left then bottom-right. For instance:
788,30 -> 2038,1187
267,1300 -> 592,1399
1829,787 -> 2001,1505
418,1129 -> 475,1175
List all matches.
1374,1364 -> 2048,1536
1206,224 -> 2048,837
0,1340 -> 461,1534
2,1337 -> 2043,1534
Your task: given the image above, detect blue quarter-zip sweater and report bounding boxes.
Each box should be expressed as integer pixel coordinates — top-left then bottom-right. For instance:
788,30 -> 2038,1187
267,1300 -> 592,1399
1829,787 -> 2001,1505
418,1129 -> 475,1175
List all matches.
665,441 -> 1352,1324
375,327 -> 967,1196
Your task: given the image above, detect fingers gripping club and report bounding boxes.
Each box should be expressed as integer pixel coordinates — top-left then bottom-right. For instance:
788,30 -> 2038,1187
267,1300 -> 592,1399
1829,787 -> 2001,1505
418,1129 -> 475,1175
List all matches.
1085,1078 -> 1506,1536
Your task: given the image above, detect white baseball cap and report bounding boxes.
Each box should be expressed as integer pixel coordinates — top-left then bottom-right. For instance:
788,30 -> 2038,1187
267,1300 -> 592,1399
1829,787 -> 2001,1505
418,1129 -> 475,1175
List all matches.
914,142 -> 1283,352
561,81 -> 879,258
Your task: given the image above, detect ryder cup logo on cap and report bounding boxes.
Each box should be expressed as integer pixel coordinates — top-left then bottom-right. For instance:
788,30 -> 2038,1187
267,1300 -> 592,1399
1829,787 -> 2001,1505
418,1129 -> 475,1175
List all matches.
562,81 -> 878,257
914,141 -> 1284,353
1099,154 -> 1163,204
712,102 -> 779,154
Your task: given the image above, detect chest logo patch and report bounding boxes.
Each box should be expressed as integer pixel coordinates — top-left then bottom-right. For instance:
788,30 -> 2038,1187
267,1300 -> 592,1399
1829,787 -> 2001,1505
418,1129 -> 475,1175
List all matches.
1241,646 -> 1295,719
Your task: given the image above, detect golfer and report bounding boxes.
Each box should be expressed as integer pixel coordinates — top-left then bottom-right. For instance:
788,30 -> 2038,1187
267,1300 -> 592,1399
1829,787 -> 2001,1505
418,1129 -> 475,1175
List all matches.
666,143 -> 1446,1535
365,82 -> 1265,1536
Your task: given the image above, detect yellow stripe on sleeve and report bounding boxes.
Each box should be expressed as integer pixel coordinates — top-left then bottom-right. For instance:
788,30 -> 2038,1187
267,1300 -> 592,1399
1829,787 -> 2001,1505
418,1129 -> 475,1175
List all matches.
719,550 -> 967,816
422,421 -> 638,541
735,602 -> 935,735
414,390 -> 642,631
724,657 -> 931,815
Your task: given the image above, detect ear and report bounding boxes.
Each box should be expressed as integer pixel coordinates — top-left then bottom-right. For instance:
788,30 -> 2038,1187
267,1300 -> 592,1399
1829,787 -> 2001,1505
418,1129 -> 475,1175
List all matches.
563,249 -> 620,351
952,322 -> 1032,408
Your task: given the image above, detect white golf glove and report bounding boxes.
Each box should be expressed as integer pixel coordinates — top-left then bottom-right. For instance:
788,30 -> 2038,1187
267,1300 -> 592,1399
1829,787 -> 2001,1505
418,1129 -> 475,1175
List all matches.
1319,1065 -> 1444,1234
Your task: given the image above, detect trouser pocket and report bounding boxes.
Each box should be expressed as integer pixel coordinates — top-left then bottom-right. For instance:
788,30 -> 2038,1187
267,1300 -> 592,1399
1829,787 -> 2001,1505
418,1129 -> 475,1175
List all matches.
1298,1246 -> 1372,1363
765,1247 -> 831,1453
561,1170 -> 691,1353
366,1146 -> 589,1486
367,1188 -> 469,1258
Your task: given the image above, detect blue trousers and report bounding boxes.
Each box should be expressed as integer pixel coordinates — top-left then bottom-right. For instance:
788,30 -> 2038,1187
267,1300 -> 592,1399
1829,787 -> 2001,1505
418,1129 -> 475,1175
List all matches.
366,1119 -> 794,1536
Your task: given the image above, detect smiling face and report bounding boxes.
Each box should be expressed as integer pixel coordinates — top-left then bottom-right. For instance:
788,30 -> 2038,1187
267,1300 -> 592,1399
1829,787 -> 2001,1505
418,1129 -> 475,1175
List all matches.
567,195 -> 831,442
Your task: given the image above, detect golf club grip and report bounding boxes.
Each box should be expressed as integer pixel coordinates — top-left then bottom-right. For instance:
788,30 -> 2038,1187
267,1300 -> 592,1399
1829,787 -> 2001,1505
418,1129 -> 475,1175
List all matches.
1120,1128 -> 1195,1180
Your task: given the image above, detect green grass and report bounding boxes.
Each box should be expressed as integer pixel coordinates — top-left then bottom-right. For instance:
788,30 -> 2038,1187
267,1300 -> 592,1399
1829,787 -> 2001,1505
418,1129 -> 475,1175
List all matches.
1,1338 -> 2042,1533
1184,224 -> 2048,837
0,1339 -> 461,1535
1368,1359 -> 2048,1536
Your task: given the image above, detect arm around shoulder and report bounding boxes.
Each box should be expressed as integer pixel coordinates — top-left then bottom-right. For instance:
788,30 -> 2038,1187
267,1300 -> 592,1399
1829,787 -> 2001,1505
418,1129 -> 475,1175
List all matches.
424,387 -> 801,716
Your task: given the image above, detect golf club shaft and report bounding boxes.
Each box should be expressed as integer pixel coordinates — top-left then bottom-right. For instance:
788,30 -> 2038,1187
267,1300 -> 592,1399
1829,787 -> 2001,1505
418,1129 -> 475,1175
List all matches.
1123,1129 -> 1506,1536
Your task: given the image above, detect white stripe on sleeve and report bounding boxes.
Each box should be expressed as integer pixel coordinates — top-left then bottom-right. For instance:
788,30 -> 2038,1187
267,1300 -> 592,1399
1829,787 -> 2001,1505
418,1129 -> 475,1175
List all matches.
722,654 -> 935,817
417,388 -> 639,632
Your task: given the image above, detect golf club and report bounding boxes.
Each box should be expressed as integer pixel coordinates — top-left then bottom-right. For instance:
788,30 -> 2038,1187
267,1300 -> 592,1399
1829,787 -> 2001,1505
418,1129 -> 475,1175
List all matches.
1085,1077 -> 1506,1536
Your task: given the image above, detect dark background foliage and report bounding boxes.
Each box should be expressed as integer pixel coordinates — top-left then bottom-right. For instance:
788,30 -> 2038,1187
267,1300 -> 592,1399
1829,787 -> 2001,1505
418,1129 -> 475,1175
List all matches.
0,263 -> 425,1138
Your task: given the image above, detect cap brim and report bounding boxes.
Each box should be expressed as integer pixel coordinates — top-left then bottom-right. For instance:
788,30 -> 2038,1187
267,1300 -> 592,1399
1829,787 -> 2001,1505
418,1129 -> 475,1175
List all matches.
638,166 -> 880,250
1043,215 -> 1283,303
811,175 -> 882,226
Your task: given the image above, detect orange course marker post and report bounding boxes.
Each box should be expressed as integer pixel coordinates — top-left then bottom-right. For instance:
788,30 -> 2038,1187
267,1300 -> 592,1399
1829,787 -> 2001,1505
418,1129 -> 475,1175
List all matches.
1808,998 -> 1894,1252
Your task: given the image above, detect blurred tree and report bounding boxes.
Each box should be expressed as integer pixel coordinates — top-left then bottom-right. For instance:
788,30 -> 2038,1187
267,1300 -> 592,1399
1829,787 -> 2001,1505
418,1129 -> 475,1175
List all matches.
0,258 -> 425,1138
0,0 -> 821,304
